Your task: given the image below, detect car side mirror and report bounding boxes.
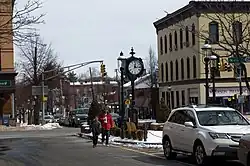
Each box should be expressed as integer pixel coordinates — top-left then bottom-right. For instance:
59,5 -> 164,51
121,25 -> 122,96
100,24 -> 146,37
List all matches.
184,121 -> 194,128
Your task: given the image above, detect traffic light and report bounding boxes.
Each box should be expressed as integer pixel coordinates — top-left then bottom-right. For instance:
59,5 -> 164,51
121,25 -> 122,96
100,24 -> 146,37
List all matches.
220,59 -> 225,71
100,63 -> 107,77
224,62 -> 232,72
227,63 -> 232,72
224,62 -> 228,71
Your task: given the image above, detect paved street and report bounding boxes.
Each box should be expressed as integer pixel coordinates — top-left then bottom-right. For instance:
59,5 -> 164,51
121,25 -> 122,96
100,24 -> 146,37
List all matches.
0,127 -> 243,166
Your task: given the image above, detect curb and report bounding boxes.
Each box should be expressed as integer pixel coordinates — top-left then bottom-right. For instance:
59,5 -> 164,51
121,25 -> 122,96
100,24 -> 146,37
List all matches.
77,133 -> 162,146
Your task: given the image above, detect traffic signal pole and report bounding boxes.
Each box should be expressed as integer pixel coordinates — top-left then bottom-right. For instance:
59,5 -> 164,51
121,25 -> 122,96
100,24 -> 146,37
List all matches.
41,60 -> 103,123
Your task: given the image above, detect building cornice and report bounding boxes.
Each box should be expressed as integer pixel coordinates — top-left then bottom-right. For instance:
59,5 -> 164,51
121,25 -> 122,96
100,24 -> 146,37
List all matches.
153,1 -> 250,32
159,77 -> 250,87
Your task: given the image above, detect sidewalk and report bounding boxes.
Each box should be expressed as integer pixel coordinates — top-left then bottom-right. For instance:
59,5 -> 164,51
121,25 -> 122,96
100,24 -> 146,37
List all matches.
78,130 -> 163,149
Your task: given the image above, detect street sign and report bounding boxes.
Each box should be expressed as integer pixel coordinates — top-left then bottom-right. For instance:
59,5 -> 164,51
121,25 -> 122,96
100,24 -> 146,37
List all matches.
32,86 -> 48,96
228,57 -> 244,63
125,99 -> 130,105
0,80 -> 11,87
228,56 -> 250,63
245,56 -> 250,62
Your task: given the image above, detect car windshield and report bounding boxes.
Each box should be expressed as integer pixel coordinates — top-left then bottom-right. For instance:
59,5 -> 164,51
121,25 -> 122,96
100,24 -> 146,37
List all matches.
75,108 -> 89,114
197,110 -> 249,126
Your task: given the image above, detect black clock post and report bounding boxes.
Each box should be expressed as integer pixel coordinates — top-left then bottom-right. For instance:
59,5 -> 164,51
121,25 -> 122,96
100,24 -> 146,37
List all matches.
125,47 -> 144,127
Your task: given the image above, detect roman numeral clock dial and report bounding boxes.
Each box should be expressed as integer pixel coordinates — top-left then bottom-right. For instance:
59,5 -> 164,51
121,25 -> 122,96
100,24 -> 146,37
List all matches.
128,59 -> 143,75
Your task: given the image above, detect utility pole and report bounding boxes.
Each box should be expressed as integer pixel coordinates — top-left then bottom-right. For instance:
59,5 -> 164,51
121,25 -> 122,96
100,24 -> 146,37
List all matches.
239,64 -> 244,114
40,60 -> 103,122
115,69 -> 121,114
204,57 -> 210,105
34,41 -> 40,125
89,67 -> 95,101
120,67 -> 125,139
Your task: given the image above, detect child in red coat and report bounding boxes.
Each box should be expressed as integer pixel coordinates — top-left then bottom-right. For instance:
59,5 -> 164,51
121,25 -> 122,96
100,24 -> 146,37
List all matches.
99,109 -> 113,146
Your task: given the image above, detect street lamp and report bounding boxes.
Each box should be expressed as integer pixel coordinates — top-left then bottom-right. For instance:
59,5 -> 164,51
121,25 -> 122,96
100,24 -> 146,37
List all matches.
117,51 -> 127,139
167,86 -> 172,109
202,43 -> 217,105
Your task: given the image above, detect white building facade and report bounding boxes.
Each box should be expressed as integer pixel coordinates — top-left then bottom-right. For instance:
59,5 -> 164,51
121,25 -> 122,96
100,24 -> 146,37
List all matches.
154,1 -> 250,113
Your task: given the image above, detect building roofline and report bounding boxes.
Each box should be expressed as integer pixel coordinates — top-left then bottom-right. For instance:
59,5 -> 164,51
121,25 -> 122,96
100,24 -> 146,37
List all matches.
153,1 -> 250,32
153,2 -> 193,28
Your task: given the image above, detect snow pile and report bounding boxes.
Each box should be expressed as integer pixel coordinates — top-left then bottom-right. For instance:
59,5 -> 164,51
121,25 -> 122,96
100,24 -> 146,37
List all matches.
84,130 -> 162,149
138,119 -> 156,123
20,123 -> 62,130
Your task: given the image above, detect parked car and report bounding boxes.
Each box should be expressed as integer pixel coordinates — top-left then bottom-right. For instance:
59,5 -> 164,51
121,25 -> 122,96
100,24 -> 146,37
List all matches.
54,114 -> 63,123
238,134 -> 250,166
162,104 -> 250,165
58,117 -> 66,126
44,115 -> 54,123
110,112 -> 120,126
69,108 -> 89,127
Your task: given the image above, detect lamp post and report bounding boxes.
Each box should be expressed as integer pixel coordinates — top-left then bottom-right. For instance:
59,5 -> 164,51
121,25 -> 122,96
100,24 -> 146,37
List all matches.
167,86 -> 172,109
202,43 -> 217,105
117,51 -> 126,139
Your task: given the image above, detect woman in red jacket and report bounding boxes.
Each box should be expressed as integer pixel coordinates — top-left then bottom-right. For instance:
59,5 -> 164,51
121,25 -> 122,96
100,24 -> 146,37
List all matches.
99,109 -> 113,146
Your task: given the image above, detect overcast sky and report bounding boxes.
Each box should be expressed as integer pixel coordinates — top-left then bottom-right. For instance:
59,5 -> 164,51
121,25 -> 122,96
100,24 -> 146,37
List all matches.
16,0 -> 191,77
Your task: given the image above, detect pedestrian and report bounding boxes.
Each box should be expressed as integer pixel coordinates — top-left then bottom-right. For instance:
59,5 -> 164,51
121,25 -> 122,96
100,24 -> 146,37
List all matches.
91,116 -> 101,148
99,109 -> 113,146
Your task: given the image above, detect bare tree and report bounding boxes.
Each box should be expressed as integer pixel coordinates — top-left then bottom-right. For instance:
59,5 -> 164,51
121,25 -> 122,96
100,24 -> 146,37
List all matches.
18,35 -> 58,85
78,67 -> 100,81
0,0 -> 44,45
145,46 -> 158,88
18,34 -> 59,125
170,2 -> 250,91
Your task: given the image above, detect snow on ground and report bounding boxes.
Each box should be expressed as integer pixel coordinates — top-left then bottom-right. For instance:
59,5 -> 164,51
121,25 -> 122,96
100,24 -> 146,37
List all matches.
20,123 -> 62,130
0,123 -> 62,131
84,130 -> 163,149
138,119 -> 156,123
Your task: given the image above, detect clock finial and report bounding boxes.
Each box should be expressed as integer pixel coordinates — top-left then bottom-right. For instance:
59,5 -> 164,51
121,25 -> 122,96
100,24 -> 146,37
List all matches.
130,47 -> 135,56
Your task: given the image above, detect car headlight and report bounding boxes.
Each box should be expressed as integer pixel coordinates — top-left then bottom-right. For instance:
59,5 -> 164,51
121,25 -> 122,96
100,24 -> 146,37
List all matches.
209,132 -> 229,139
77,118 -> 80,121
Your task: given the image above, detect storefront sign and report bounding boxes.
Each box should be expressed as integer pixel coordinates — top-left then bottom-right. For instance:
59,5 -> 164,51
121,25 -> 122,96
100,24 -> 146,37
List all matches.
209,87 -> 250,97
0,80 -> 11,87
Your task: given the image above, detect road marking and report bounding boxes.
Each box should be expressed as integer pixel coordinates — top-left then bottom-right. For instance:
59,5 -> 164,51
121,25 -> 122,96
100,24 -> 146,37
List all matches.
76,135 -> 195,166
111,145 -> 195,166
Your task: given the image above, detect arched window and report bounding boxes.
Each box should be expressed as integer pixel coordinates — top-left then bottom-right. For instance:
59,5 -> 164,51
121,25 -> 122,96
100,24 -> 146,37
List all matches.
191,24 -> 195,45
185,26 -> 189,47
180,28 -> 183,49
160,37 -> 163,54
164,35 -> 167,53
165,62 -> 168,81
209,21 -> 219,44
174,31 -> 178,50
175,60 -> 179,80
181,58 -> 184,79
232,21 -> 243,44
187,58 -> 190,79
170,61 -> 173,81
161,63 -> 164,82
193,56 -> 197,78
169,33 -> 172,51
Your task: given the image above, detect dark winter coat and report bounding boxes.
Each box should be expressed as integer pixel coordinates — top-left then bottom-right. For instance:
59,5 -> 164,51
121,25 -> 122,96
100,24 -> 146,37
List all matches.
91,119 -> 101,136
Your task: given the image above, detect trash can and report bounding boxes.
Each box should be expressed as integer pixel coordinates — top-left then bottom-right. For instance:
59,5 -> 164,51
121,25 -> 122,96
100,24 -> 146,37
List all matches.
2,116 -> 9,126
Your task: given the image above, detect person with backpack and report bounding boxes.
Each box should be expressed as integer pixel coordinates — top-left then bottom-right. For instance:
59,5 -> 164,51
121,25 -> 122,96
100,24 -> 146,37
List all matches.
91,116 -> 101,148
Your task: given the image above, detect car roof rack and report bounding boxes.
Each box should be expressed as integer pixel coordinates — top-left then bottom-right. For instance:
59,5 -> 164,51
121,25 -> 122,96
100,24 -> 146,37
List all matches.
182,104 -> 227,108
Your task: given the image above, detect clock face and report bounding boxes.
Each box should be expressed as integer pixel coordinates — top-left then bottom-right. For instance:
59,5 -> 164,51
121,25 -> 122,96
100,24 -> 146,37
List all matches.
128,59 -> 143,75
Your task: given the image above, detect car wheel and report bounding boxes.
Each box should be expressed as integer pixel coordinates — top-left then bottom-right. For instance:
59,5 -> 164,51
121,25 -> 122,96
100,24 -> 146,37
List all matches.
163,137 -> 177,160
194,142 -> 207,166
247,152 -> 250,166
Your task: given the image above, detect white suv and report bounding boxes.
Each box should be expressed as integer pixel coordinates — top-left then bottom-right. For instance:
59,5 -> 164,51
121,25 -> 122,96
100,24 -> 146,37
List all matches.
162,104 -> 250,165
